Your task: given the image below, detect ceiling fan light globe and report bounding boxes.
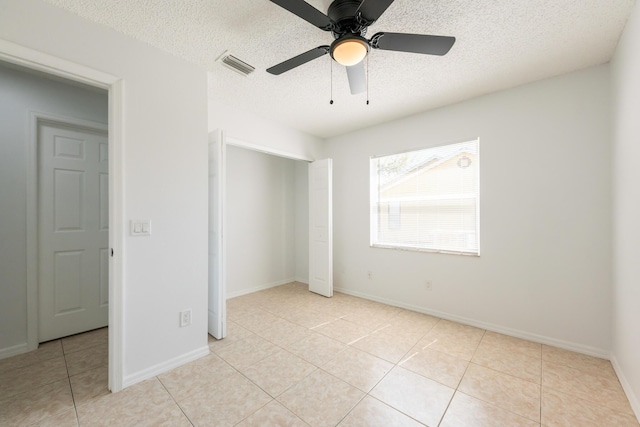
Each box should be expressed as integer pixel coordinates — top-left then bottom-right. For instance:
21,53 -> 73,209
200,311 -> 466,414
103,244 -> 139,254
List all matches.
331,37 -> 368,66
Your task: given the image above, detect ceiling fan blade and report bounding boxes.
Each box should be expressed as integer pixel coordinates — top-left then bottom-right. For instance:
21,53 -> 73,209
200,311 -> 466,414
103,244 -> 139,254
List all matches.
357,0 -> 395,23
269,0 -> 333,31
371,32 -> 456,56
267,46 -> 330,75
346,61 -> 366,95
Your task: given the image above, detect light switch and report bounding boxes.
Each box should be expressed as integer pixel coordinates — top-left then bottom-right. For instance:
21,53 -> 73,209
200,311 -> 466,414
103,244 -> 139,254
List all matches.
130,220 -> 151,236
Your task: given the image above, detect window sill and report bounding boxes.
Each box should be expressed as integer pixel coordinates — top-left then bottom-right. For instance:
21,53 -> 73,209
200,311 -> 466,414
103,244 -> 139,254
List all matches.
370,243 -> 480,257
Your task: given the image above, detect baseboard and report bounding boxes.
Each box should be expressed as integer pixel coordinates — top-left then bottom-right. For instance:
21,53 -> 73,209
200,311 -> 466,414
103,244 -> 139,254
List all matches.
122,345 -> 209,389
294,277 -> 309,285
611,354 -> 640,422
334,286 -> 610,359
226,277 -> 297,299
0,342 -> 28,360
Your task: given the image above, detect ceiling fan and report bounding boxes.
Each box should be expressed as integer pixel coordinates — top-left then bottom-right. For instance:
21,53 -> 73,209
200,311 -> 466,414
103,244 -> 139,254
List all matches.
266,0 -> 456,95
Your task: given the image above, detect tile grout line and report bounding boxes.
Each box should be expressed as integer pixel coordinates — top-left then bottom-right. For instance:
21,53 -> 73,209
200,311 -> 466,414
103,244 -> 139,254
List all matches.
540,345 -> 544,425
222,293 -> 402,426
212,337 -> 315,425
61,342 -> 81,426
156,376 -> 195,427
229,313 -> 342,411
436,329 -> 487,426
333,392 -> 367,426
329,317 -> 443,426
458,329 -> 547,425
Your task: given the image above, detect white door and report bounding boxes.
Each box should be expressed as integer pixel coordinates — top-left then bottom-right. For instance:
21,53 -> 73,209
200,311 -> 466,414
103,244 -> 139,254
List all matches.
208,131 -> 226,339
38,122 -> 109,342
309,159 -> 333,297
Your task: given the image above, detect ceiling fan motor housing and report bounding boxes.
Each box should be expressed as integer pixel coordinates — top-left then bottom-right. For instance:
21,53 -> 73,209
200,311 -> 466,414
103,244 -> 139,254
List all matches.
328,0 -> 369,38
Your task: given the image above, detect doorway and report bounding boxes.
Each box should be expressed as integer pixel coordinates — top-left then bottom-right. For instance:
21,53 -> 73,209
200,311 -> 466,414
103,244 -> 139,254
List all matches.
0,40 -> 124,392
208,131 -> 333,339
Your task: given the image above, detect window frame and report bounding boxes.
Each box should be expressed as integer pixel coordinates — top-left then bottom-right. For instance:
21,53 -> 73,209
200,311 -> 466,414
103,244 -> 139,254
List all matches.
369,138 -> 480,256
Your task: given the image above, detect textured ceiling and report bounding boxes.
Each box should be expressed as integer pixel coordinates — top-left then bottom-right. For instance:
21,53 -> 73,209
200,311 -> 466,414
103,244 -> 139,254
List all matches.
43,0 -> 636,138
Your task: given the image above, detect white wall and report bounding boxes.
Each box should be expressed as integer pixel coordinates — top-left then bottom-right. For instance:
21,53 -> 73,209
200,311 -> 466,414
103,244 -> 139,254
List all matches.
0,64 -> 108,355
611,0 -> 640,418
208,91 -> 323,292
326,65 -> 612,355
226,146 -> 299,297
0,0 -> 209,385
208,97 -> 324,160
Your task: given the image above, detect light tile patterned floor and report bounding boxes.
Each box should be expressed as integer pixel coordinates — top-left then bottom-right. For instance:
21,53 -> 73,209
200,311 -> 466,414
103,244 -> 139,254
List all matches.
1,282 -> 638,426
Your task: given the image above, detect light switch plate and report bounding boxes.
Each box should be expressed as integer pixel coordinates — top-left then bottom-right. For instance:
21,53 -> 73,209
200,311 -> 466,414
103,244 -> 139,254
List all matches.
130,219 -> 151,236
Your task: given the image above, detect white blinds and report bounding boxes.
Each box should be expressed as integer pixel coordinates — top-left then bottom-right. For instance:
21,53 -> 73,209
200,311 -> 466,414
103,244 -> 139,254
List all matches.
370,139 -> 480,255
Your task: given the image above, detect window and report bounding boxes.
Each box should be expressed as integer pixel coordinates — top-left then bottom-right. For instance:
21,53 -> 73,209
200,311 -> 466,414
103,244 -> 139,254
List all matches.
370,139 -> 480,255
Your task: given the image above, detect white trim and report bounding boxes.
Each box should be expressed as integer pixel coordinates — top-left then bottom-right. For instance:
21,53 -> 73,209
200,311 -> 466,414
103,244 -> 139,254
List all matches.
370,243 -> 480,257
208,130 -> 227,340
225,136 -> 315,163
611,355 -> 640,422
370,136 -> 481,161
0,39 -> 125,392
26,112 -> 108,353
0,40 -> 116,89
380,193 -> 478,202
29,111 -> 109,132
0,343 -> 29,360
107,79 -> 125,393
334,286 -> 610,358
226,278 -> 297,300
122,345 -> 210,389
25,114 -> 38,353
369,138 -> 480,257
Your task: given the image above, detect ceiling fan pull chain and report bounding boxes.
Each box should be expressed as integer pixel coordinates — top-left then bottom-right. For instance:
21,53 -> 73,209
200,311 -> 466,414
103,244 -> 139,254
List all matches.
366,53 -> 370,105
330,56 -> 334,105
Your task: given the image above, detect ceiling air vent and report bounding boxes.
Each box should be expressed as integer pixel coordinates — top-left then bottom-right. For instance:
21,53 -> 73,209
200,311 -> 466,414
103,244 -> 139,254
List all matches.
217,52 -> 255,77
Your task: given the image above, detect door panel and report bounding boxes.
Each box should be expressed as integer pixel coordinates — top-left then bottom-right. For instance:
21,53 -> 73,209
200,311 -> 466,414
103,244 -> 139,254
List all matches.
38,122 -> 108,342
53,250 -> 83,314
208,131 -> 226,339
54,135 -> 84,159
53,169 -> 84,231
308,159 -> 333,298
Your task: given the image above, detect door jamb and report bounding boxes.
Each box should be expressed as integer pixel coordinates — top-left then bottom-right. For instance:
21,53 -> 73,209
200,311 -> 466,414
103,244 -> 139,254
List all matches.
0,39 -> 125,392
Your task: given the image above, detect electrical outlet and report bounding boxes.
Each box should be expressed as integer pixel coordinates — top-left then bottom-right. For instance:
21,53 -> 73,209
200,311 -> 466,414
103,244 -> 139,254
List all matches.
180,309 -> 192,327
367,271 -> 373,280
425,281 -> 433,291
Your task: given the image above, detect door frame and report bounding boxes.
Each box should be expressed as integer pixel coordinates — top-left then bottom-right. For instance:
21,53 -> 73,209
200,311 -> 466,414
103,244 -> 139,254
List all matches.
225,136 -> 316,163
208,132 -> 315,337
0,39 -> 125,392
29,113 -> 109,341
